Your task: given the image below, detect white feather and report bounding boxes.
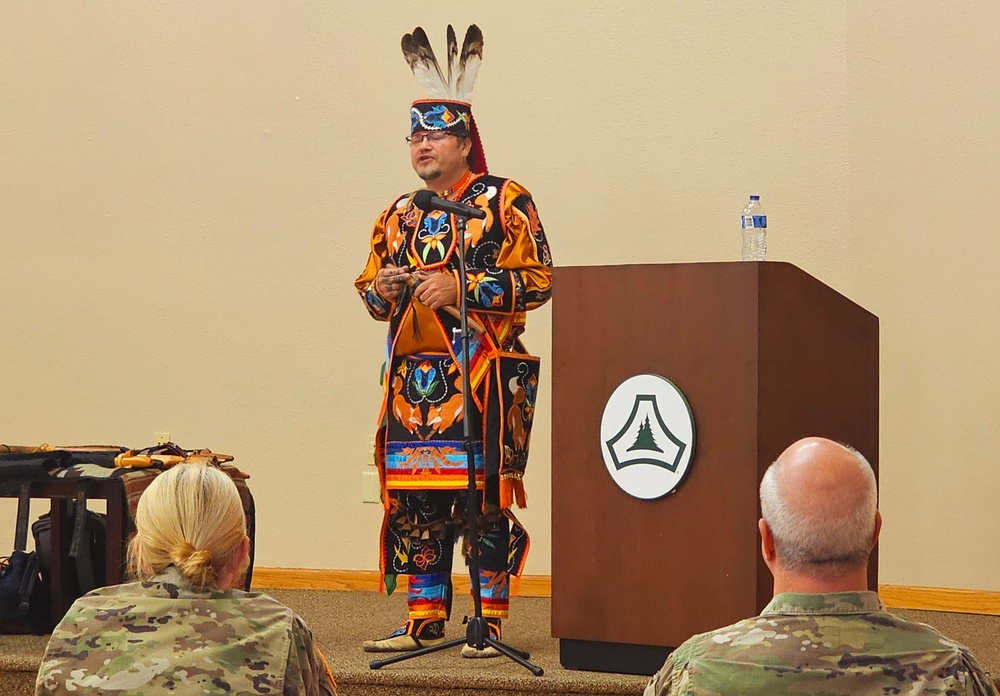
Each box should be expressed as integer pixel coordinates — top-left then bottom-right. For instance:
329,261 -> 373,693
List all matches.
445,25 -> 458,98
402,25 -> 483,102
401,27 -> 449,98
454,25 -> 484,101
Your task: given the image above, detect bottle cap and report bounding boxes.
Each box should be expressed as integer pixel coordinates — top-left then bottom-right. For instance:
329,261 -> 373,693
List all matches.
750,195 -> 760,200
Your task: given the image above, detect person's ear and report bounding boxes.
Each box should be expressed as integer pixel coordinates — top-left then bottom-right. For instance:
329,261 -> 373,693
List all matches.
234,535 -> 250,570
759,518 -> 777,566
870,510 -> 882,549
221,535 -> 250,588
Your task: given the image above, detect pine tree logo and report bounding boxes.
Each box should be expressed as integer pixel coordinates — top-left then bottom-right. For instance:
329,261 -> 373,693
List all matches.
601,375 -> 696,500
605,395 -> 687,473
627,416 -> 663,453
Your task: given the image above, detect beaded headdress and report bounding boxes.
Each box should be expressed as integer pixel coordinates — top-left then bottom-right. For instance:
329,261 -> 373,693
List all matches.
402,25 -> 488,174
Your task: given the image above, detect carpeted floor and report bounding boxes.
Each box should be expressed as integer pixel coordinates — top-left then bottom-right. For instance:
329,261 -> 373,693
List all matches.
3,589 -> 999,695
266,588 -> 650,695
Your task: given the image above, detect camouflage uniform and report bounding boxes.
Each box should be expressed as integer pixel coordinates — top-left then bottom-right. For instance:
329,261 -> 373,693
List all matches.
35,566 -> 335,695
644,591 -> 996,696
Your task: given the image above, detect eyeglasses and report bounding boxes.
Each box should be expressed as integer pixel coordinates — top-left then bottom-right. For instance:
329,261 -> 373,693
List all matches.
406,131 -> 459,146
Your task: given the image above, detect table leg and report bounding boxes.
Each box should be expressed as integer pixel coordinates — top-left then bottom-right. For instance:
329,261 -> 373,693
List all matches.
105,484 -> 126,585
49,499 -> 75,627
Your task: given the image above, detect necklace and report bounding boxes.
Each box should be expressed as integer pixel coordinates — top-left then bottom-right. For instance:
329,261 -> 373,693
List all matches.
440,170 -> 474,201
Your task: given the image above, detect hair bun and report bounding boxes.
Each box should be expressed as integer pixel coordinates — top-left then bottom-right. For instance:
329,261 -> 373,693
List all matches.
187,549 -> 212,567
171,542 -> 217,587
170,541 -> 197,565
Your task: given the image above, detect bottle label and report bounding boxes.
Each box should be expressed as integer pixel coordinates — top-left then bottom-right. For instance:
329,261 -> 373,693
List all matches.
741,215 -> 767,229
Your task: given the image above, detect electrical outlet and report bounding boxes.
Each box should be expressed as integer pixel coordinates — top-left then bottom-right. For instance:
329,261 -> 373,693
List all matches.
362,470 -> 381,504
154,432 -> 170,445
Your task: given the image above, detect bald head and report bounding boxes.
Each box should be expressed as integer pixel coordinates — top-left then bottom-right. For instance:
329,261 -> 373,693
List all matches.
760,437 -> 878,578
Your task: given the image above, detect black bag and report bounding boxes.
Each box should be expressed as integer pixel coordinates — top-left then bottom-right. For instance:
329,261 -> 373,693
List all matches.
0,450 -> 70,477
0,551 -> 51,634
33,505 -> 108,597
0,483 -> 51,634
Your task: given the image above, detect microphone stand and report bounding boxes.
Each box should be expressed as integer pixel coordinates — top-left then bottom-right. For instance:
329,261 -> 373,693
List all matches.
370,213 -> 543,677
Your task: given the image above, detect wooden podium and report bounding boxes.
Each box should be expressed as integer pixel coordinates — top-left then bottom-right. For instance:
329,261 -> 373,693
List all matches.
551,262 -> 879,674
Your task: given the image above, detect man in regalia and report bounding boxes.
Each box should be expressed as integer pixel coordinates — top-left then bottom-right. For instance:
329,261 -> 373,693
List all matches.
354,25 -> 553,658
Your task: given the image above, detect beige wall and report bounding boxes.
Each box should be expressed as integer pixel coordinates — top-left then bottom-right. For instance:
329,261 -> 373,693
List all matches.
1,2 -> 996,590
848,2 -> 1000,589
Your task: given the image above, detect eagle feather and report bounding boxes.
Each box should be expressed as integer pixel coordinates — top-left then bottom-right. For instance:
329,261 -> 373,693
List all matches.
401,27 -> 449,98
446,25 -> 458,94
401,24 -> 484,101
455,25 -> 483,101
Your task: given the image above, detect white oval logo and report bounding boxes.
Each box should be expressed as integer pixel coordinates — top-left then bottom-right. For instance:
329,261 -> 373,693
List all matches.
600,374 -> 696,500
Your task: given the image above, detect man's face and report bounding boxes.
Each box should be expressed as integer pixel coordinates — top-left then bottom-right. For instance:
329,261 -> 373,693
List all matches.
409,130 -> 472,185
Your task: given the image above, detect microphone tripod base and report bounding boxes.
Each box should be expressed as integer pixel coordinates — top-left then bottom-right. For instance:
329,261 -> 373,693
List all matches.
369,616 -> 544,676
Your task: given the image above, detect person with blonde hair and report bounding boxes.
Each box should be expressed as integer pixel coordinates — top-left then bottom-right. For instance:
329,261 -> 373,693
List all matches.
36,463 -> 336,695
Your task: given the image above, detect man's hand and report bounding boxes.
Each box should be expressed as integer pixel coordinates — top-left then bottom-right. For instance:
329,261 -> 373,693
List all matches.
375,265 -> 411,301
413,270 -> 458,310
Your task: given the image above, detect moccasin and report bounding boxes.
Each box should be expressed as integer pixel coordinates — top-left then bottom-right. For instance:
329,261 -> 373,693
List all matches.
461,619 -> 502,659
362,618 -> 446,653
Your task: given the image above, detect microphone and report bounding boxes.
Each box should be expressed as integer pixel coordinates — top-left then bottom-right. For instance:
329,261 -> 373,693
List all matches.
411,189 -> 487,220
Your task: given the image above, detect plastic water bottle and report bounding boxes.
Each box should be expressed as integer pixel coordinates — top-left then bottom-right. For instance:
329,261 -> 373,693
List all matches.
741,195 -> 767,261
